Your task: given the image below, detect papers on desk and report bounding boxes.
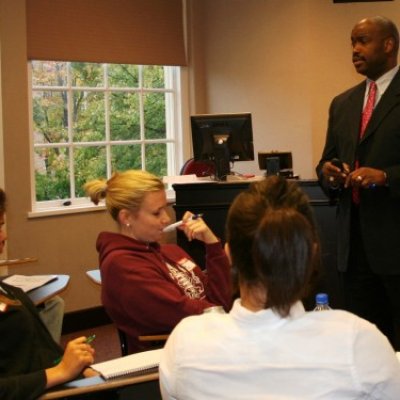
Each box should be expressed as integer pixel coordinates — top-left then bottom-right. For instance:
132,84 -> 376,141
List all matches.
91,348 -> 162,380
3,274 -> 58,292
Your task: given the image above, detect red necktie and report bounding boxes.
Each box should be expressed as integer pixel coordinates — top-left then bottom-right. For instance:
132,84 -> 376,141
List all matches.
353,81 -> 377,204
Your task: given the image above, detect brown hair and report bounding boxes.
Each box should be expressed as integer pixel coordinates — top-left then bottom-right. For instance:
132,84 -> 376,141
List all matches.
252,208 -> 316,317
226,176 -> 320,316
84,170 -> 164,221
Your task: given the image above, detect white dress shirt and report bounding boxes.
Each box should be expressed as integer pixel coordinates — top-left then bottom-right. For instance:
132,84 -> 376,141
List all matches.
160,299 -> 400,399
365,64 -> 399,108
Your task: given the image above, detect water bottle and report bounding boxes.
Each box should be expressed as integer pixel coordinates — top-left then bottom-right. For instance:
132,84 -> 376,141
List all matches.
313,293 -> 331,311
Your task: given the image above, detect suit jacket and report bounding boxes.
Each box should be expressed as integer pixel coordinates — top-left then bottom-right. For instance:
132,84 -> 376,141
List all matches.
316,69 -> 400,274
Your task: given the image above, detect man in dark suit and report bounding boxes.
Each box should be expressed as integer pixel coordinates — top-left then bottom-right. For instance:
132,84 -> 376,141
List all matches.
316,16 -> 400,350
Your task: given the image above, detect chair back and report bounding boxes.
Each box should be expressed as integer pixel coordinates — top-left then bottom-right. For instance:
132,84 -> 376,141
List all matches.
117,328 -> 129,356
180,158 -> 215,177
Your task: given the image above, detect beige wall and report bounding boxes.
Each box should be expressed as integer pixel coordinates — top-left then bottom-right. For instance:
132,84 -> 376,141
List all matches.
188,0 -> 400,178
0,0 -> 399,312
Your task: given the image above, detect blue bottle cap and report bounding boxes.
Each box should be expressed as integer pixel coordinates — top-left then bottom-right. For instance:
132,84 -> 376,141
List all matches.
316,293 -> 329,304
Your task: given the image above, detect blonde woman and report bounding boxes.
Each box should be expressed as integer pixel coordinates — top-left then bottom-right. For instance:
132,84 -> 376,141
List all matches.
84,170 -> 232,353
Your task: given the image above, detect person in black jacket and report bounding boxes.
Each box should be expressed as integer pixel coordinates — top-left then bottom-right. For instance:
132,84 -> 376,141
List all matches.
316,16 -> 400,350
0,188 -> 95,400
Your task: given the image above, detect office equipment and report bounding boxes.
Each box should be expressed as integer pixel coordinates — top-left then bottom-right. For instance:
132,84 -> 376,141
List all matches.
258,151 -> 293,177
91,348 -> 162,379
191,113 -> 254,181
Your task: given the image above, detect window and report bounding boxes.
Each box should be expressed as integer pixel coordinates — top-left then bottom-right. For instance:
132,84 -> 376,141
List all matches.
31,61 -> 182,211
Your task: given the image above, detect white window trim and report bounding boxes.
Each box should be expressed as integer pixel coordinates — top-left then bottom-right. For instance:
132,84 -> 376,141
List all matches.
28,64 -> 187,218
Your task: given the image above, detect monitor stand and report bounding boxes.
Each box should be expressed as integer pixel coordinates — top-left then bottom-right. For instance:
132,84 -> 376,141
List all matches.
213,143 -> 230,181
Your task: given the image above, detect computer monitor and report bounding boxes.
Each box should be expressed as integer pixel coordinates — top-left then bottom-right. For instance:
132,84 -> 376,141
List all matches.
190,113 -> 254,181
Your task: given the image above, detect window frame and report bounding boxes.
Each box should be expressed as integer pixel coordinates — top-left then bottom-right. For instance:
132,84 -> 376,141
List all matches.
28,62 -> 185,217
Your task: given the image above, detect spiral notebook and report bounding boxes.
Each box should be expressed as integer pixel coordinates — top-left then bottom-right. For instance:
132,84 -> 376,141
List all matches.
91,348 -> 163,380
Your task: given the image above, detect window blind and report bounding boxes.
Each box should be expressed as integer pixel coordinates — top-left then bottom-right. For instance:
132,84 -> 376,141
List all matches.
26,0 -> 187,66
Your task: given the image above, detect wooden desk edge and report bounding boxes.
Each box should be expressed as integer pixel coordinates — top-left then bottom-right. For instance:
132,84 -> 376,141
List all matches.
0,257 -> 38,266
39,371 -> 159,399
138,334 -> 169,342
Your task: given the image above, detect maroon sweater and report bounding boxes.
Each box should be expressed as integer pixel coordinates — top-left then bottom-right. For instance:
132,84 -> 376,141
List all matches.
96,232 -> 232,353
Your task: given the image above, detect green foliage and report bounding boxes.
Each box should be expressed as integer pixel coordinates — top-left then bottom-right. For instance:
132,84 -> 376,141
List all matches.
32,62 -> 171,202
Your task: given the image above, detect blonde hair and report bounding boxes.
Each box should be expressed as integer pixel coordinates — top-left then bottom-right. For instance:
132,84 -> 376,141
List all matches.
84,170 -> 164,221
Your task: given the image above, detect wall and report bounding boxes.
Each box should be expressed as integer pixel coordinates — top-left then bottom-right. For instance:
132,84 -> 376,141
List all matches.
187,0 -> 400,178
1,0 -> 399,313
0,0 -> 176,312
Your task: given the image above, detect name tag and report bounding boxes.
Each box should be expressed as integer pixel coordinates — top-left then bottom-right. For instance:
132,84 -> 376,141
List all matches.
178,258 -> 196,271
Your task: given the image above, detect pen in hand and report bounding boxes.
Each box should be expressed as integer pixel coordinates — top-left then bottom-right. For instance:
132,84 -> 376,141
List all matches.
163,213 -> 204,233
85,334 -> 96,344
53,334 -> 96,365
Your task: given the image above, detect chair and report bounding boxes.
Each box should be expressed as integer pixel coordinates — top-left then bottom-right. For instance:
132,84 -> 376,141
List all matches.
118,329 -> 169,356
117,328 -> 129,356
180,158 -> 216,177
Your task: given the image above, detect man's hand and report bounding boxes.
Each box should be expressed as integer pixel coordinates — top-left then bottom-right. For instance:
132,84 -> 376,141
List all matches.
322,160 -> 350,187
345,167 -> 387,188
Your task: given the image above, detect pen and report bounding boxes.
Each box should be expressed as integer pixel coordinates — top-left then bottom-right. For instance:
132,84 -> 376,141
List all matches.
85,334 -> 96,344
163,213 -> 204,233
53,335 -> 96,365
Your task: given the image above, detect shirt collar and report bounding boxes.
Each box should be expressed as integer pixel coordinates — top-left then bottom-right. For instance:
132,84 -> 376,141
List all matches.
230,298 -> 306,327
367,65 -> 399,98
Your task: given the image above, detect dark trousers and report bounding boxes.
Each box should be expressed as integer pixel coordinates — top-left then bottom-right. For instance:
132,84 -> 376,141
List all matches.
341,206 -> 400,351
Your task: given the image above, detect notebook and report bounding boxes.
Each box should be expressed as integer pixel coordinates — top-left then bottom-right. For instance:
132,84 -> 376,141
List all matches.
91,348 -> 163,380
3,274 -> 58,292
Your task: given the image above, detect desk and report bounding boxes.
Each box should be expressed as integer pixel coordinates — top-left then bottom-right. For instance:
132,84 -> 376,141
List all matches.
0,274 -> 69,305
0,257 -> 38,267
86,269 -> 101,285
173,179 -> 344,309
27,275 -> 70,306
40,372 -> 160,399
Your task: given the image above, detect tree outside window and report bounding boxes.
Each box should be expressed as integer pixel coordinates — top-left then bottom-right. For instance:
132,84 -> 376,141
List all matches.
31,61 -> 179,207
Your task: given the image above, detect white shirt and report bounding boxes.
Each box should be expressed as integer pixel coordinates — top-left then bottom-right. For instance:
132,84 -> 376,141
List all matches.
159,299 -> 400,399
365,65 -> 399,108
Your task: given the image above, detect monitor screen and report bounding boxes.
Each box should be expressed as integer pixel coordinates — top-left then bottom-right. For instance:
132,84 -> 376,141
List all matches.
190,113 -> 254,180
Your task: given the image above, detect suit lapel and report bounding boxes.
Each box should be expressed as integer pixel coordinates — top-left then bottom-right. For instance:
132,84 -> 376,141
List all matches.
347,82 -> 365,151
361,70 -> 400,143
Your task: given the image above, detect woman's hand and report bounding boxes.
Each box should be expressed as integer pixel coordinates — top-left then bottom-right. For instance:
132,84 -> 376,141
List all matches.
179,212 -> 219,244
45,336 -> 95,389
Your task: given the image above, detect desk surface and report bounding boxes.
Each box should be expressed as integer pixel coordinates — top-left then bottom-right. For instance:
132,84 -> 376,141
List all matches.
40,371 -> 159,399
0,274 -> 70,305
86,269 -> 101,285
28,275 -> 70,305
